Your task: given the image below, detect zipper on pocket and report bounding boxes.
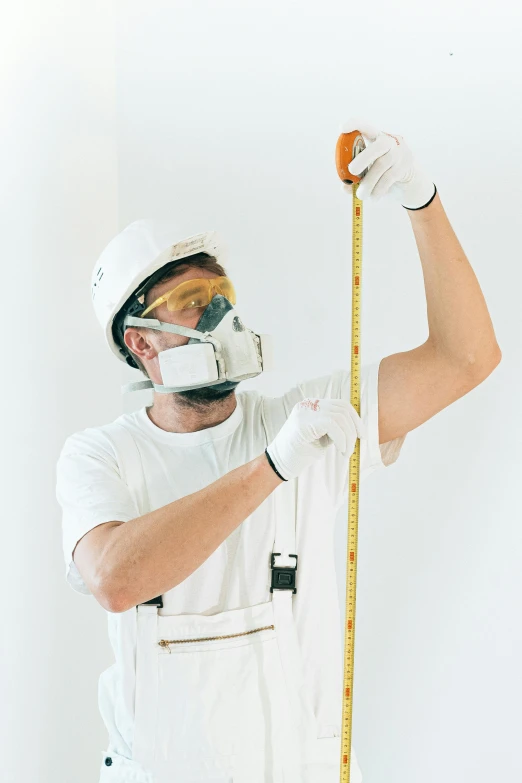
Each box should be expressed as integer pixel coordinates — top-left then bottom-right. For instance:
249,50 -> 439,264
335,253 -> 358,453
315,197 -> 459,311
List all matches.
158,624 -> 275,653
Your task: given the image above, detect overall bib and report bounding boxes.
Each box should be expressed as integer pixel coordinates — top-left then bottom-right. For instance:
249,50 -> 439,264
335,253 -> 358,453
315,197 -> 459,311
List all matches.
98,400 -> 363,783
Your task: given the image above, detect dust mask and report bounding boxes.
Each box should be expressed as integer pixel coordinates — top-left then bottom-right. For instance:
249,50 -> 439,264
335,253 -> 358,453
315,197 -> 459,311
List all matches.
121,295 -> 273,395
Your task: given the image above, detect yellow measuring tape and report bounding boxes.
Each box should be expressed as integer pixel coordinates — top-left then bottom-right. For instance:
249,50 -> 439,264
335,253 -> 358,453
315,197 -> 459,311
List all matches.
335,131 -> 368,782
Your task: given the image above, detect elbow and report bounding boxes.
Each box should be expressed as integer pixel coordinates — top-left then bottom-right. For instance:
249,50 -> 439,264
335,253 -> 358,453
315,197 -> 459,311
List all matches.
96,576 -> 131,614
102,591 -> 132,614
105,593 -> 131,614
467,344 -> 502,384
480,343 -> 502,376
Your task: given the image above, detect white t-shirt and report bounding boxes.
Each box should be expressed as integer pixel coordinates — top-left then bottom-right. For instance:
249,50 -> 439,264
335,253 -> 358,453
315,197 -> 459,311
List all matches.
56,359 -> 406,758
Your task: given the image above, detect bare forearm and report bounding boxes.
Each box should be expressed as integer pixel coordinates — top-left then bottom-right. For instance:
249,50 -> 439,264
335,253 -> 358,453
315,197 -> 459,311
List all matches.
101,452 -> 282,612
407,190 -> 501,373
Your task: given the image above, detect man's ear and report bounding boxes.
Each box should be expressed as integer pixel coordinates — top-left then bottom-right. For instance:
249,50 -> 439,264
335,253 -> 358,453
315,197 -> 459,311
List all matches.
124,327 -> 153,360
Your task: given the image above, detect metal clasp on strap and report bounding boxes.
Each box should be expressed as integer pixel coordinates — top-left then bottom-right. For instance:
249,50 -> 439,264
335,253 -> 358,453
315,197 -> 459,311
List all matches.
270,552 -> 298,594
139,594 -> 163,608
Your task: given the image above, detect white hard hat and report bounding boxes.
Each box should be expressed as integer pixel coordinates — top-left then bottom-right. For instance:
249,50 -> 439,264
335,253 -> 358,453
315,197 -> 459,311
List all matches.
91,219 -> 227,367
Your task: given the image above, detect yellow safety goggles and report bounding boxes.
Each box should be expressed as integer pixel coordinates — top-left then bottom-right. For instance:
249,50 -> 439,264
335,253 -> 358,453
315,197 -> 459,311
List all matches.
140,276 -> 237,318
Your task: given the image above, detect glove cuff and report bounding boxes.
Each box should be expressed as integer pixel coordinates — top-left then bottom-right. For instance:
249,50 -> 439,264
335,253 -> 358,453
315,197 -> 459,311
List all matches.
403,182 -> 437,211
265,447 -> 289,481
398,164 -> 437,210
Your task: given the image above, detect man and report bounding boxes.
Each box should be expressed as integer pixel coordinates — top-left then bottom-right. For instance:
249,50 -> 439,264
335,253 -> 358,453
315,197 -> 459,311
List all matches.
56,120 -> 501,783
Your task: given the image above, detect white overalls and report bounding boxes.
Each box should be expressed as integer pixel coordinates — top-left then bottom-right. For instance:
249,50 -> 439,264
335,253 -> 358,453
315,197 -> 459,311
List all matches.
97,399 -> 363,783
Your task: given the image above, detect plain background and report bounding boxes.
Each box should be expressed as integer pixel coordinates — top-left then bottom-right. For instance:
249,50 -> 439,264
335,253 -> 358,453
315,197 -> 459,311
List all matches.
2,1 -> 520,781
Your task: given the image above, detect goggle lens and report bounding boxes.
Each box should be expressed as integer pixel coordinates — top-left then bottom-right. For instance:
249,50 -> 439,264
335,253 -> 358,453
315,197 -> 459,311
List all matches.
167,277 -> 236,311
140,276 -> 236,318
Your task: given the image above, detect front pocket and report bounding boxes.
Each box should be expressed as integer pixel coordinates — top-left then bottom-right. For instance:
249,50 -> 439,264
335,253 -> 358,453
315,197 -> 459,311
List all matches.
98,749 -> 153,783
151,600 -> 295,780
158,622 -> 275,652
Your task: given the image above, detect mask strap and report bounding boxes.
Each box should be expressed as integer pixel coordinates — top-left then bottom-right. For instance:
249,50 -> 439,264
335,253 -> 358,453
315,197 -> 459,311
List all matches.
124,315 -> 207,342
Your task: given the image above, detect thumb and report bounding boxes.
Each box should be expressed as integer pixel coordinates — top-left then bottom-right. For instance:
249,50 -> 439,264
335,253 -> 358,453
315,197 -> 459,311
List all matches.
350,409 -> 367,440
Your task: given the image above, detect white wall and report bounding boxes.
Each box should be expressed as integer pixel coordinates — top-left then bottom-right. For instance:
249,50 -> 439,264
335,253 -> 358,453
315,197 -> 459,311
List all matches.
1,2 -> 119,781
4,1 -> 520,781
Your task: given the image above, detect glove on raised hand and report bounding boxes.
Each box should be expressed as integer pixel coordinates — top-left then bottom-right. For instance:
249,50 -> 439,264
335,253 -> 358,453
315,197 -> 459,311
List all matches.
266,397 -> 367,481
340,118 -> 436,210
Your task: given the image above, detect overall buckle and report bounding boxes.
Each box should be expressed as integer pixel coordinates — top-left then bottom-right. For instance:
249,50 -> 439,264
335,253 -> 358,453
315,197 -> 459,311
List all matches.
139,594 -> 163,607
270,552 -> 298,594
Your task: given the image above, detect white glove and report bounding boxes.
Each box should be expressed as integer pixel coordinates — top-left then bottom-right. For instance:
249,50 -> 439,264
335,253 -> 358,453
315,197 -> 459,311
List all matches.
340,118 -> 436,210
266,397 -> 367,481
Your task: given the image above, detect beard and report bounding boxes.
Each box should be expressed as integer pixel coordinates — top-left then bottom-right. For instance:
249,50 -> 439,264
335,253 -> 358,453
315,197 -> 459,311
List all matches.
174,384 -> 237,409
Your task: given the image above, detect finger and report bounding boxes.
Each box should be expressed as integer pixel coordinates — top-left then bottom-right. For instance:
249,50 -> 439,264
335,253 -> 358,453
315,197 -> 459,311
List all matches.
346,407 -> 367,439
356,155 -> 394,200
312,400 -> 364,438
335,415 -> 358,456
371,165 -> 398,200
348,134 -> 393,177
339,118 -> 380,140
324,419 -> 348,454
320,399 -> 360,419
309,417 -> 328,440
320,399 -> 357,417
318,400 -> 367,439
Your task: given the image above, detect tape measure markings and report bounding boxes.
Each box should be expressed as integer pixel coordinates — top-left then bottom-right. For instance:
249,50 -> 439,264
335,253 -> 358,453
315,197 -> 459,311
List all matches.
340,180 -> 363,783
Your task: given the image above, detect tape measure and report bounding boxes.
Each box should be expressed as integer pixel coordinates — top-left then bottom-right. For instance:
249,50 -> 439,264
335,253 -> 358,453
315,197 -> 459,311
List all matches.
335,130 -> 368,783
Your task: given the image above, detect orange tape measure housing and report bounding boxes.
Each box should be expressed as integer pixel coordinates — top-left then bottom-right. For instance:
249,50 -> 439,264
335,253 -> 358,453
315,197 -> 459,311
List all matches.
335,131 -> 368,184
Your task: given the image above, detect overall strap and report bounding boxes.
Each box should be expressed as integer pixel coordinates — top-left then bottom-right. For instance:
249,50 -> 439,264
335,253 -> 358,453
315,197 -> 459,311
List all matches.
260,385 -> 305,564
105,419 -> 163,609
106,420 -> 149,516
261,388 -> 310,732
105,420 -> 162,768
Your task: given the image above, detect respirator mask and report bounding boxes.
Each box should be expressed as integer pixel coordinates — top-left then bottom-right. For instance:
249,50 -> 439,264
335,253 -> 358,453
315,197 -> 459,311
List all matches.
120,275 -> 273,396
